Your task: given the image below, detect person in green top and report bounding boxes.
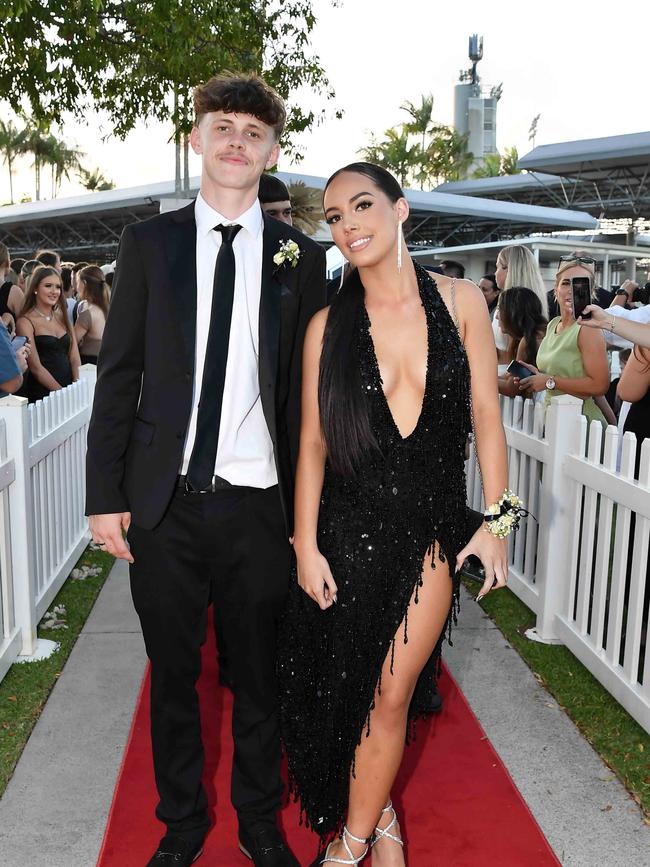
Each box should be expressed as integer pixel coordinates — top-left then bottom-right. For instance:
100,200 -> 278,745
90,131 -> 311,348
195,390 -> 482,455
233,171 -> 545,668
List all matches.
514,254 -> 610,426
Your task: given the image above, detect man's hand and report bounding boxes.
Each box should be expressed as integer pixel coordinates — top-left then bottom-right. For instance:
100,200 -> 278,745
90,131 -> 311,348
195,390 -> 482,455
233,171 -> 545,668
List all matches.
89,513 -> 134,562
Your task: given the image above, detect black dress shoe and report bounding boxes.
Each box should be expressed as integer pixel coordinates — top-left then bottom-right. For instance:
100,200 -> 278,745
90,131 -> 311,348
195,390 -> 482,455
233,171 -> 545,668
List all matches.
239,826 -> 300,866
146,834 -> 204,866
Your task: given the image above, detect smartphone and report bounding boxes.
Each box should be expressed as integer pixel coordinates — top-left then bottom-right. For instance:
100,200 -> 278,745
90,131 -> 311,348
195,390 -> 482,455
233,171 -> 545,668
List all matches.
10,335 -> 27,350
572,276 -> 592,320
506,359 -> 533,380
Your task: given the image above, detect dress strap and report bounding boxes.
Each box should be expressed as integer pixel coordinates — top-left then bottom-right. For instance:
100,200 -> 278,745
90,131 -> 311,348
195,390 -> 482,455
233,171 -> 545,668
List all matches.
449,277 -> 461,337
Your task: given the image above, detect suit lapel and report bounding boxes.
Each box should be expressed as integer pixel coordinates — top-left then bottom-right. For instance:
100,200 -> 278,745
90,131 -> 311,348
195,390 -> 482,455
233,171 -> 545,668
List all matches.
259,215 -> 286,436
164,202 -> 198,367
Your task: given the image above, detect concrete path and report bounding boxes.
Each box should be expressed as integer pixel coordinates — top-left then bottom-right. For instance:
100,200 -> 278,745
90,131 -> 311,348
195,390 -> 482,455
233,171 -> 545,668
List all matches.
0,560 -> 647,866
0,559 -> 147,867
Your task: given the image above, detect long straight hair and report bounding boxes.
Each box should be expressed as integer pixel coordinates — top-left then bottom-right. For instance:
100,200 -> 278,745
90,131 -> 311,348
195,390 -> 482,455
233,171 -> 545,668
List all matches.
21,265 -> 75,358
498,286 -> 547,366
497,245 -> 549,317
319,162 -> 404,475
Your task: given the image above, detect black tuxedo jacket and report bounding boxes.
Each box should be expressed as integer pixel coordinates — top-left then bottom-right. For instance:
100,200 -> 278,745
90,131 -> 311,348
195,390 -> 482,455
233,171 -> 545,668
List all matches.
85,201 -> 326,532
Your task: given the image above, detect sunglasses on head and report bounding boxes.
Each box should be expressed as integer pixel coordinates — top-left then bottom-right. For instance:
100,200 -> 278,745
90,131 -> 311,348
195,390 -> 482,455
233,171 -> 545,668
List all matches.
559,254 -> 596,266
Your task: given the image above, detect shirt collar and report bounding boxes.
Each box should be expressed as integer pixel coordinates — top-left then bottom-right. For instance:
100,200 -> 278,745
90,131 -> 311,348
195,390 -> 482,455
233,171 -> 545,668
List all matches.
195,191 -> 263,240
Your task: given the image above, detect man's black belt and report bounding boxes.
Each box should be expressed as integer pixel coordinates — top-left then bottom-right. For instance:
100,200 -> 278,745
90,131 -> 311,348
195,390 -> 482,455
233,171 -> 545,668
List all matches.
177,474 -> 234,494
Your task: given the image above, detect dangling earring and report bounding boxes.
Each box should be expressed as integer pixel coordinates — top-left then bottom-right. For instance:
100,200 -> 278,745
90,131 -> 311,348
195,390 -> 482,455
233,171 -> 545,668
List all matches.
396,220 -> 403,272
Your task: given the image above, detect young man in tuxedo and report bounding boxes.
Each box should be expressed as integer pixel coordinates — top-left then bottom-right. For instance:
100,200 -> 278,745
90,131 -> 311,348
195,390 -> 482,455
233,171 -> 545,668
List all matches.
86,74 -> 326,867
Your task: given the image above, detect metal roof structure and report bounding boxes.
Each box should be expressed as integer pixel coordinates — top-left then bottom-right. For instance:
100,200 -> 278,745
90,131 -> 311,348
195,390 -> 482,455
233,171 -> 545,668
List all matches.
0,170 -> 596,261
438,131 -> 650,224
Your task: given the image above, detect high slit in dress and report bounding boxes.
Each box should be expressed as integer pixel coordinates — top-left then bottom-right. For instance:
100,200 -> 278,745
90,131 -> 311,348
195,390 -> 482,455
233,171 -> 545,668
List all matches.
277,263 -> 483,841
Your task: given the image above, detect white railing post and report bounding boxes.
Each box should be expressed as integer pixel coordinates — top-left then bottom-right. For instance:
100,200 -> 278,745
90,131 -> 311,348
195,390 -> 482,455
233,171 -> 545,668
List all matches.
527,394 -> 583,643
0,396 -> 38,656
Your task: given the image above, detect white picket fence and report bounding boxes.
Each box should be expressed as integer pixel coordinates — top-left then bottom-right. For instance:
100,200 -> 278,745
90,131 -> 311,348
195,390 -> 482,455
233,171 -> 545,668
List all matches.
1,371 -> 649,734
0,366 -> 96,680
467,394 -> 650,733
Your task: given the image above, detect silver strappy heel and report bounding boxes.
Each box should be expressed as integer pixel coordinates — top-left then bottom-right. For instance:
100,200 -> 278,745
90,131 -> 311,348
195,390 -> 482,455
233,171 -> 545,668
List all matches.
371,801 -> 404,849
316,826 -> 370,865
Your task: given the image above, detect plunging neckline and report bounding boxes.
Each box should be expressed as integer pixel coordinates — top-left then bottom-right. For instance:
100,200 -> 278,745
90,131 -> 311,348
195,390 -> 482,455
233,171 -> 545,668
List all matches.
362,283 -> 430,442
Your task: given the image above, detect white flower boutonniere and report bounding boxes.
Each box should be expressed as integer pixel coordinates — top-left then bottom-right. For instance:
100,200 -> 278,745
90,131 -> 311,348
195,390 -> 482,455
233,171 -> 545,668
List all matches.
273,239 -> 301,270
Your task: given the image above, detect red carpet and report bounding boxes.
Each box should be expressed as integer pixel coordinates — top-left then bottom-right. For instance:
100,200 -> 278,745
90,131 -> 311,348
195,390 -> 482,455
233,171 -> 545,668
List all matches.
97,612 -> 559,866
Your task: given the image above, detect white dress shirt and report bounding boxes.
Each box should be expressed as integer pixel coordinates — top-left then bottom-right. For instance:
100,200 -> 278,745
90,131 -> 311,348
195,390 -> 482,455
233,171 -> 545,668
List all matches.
180,192 -> 277,488
602,303 -> 650,350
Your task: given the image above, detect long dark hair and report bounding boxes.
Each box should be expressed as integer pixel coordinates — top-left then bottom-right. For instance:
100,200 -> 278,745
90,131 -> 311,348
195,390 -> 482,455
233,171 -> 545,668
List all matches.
319,163 -> 404,476
498,286 -> 547,366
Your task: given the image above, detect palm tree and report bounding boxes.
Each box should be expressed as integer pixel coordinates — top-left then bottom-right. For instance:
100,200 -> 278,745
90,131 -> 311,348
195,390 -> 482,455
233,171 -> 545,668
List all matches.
359,127 -> 420,188
287,181 -> 322,235
0,119 -> 26,204
401,94 -> 435,153
78,165 -> 115,192
50,140 -> 84,197
501,146 -> 520,175
18,121 -> 55,201
472,152 -> 502,178
426,128 -> 473,185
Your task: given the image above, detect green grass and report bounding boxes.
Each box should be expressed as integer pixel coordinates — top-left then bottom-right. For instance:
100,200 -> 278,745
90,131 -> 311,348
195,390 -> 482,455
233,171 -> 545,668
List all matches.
462,574 -> 650,817
0,547 -> 115,797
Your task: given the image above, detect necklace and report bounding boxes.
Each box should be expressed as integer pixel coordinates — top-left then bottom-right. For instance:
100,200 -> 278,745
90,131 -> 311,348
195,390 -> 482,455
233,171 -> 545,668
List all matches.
33,307 -> 54,321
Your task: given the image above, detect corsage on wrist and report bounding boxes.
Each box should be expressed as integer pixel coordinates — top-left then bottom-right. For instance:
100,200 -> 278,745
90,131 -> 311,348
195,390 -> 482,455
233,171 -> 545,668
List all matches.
483,489 -> 527,538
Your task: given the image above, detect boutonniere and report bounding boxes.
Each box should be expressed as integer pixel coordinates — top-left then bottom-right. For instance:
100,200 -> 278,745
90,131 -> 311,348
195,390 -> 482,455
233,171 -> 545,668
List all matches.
273,239 -> 301,271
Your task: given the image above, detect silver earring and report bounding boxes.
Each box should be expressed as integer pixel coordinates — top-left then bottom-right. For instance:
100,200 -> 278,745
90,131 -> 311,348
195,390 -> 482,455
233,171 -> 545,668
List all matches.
397,220 -> 403,272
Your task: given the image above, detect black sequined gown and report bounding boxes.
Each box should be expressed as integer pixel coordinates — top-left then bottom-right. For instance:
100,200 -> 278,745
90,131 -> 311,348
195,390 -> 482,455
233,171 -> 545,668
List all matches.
278,264 -> 483,841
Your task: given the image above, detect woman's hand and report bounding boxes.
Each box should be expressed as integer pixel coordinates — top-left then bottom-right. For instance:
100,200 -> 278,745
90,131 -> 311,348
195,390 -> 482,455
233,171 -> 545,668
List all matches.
456,526 -> 508,600
578,305 -> 611,330
15,343 -> 30,373
294,543 -> 338,610
515,361 -> 546,394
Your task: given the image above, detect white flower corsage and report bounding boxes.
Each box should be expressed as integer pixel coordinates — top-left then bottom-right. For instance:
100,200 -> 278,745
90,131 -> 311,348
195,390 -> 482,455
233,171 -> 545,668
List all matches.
483,489 -> 527,538
273,239 -> 301,269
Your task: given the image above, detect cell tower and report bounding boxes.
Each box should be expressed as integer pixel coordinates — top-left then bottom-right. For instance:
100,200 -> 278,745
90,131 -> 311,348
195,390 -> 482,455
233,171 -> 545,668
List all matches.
454,35 -> 501,168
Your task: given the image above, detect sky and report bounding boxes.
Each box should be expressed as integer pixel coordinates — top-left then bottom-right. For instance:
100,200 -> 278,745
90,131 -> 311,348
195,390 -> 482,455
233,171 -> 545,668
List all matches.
1,0 -> 649,203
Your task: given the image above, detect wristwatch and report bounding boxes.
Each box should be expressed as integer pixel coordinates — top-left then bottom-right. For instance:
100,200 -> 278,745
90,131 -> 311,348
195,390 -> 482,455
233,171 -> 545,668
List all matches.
545,376 -> 556,390
615,289 -> 629,297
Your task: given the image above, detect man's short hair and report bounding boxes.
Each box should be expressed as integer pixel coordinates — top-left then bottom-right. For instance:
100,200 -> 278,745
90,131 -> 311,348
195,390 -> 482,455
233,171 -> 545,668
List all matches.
35,249 -> 60,267
72,261 -> 90,274
481,273 -> 498,290
10,257 -> 26,274
440,260 -> 465,279
258,173 -> 290,204
193,73 -> 286,140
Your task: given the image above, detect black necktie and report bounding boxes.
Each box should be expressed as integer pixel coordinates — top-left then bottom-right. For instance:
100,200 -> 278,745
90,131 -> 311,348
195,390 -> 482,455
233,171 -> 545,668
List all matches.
187,223 -> 242,491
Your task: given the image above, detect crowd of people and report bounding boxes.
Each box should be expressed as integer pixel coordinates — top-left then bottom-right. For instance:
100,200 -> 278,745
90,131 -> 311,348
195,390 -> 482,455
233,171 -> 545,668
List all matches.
0,242 -> 113,402
452,241 -> 650,452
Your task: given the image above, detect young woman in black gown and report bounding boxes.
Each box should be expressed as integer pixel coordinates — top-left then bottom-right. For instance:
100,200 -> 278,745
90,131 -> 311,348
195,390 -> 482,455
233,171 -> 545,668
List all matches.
278,164 -> 513,866
16,266 -> 80,402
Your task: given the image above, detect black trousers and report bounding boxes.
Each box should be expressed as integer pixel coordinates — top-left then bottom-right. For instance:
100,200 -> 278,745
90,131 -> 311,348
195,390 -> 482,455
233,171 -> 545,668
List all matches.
128,483 -> 291,843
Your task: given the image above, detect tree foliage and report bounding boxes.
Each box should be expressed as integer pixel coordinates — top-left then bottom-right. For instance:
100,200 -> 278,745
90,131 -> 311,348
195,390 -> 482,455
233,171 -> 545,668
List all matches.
0,120 -> 26,203
0,1 -> 335,160
472,146 -> 521,179
359,95 -> 473,189
78,165 -> 115,191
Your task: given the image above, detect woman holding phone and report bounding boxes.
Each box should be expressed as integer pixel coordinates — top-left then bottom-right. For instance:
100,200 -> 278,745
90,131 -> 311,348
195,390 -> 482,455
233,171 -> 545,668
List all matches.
496,286 -> 547,398
516,255 -> 609,425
